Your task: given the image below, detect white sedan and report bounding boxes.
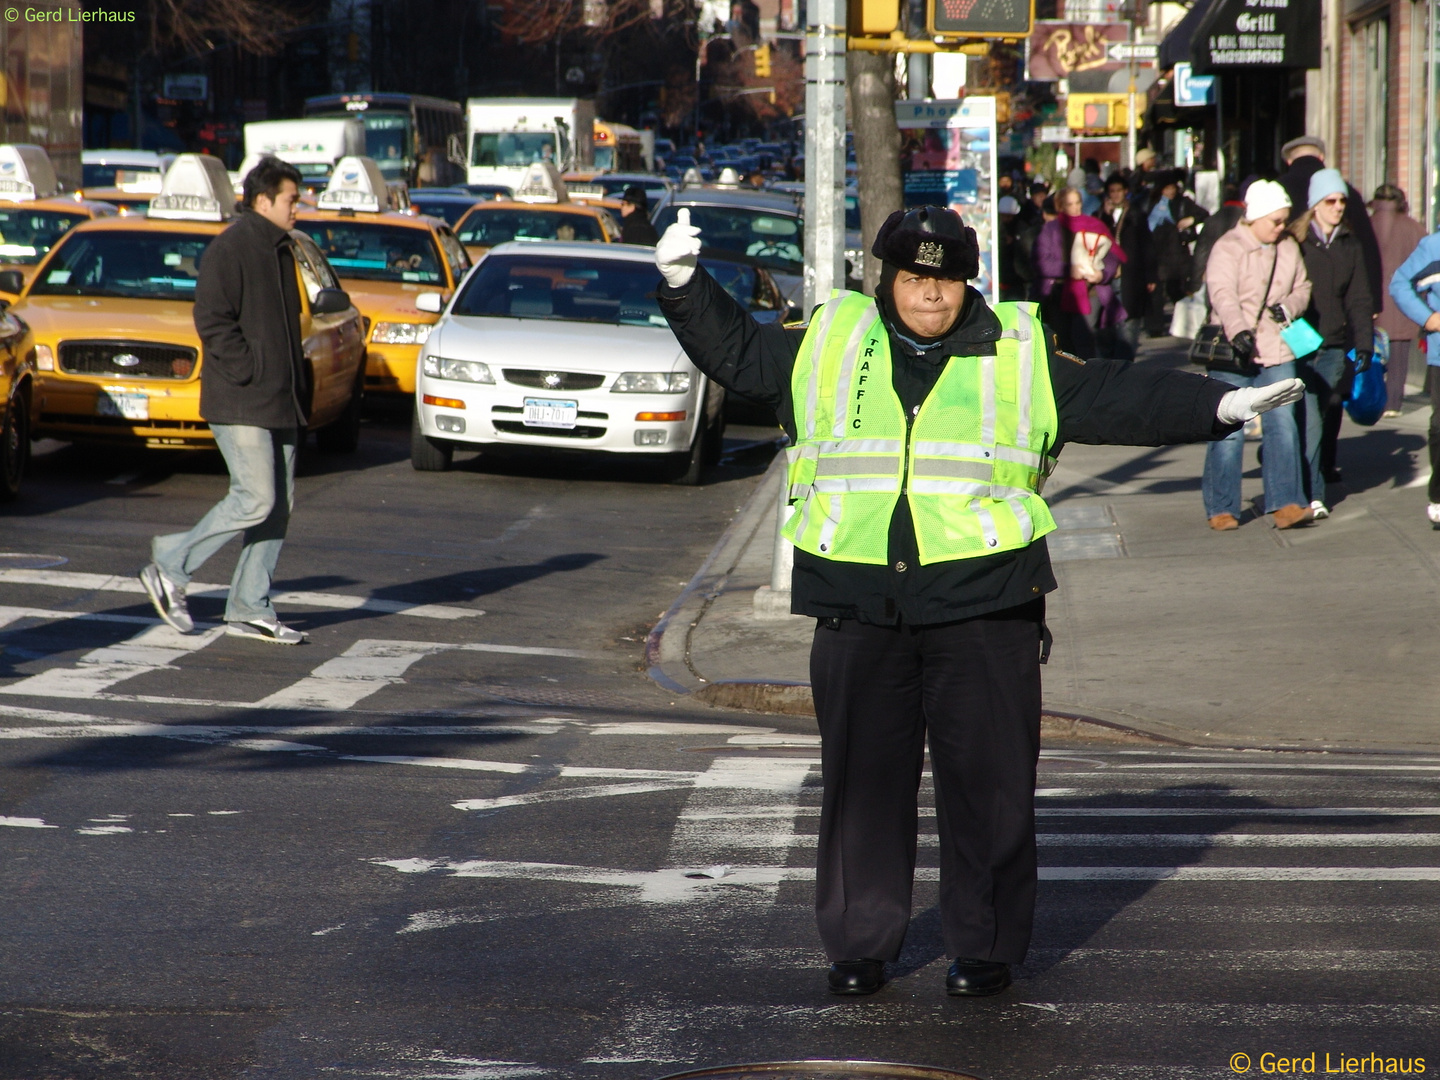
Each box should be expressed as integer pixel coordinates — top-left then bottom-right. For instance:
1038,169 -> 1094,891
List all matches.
410,241 -> 723,483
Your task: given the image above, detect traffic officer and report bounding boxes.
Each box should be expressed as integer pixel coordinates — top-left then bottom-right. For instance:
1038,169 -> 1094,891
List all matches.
654,206 -> 1304,998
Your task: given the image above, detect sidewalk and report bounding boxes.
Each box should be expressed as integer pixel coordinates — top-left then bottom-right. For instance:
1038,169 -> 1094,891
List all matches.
649,340 -> 1440,751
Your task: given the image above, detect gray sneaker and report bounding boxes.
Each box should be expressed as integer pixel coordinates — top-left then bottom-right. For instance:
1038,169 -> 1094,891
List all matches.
139,563 -> 194,633
225,618 -> 307,645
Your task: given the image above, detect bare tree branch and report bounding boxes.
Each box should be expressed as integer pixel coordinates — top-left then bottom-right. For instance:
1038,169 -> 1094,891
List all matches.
149,0 -> 306,56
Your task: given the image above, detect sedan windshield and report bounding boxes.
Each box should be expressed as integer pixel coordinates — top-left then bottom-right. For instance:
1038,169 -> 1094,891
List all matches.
294,220 -> 446,284
28,230 -> 213,298
0,209 -> 88,265
408,197 -> 476,226
455,208 -> 605,247
452,254 -> 665,327
652,204 -> 802,275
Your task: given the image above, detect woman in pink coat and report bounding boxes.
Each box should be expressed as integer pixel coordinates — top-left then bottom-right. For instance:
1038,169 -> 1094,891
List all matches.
1201,180 -> 1314,531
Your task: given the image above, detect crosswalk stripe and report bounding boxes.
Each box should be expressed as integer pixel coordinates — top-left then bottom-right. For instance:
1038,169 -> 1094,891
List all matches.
0,568 -> 482,620
372,859 -> 1440,891
0,622 -> 224,699
727,832 -> 1440,848
1037,806 -> 1440,817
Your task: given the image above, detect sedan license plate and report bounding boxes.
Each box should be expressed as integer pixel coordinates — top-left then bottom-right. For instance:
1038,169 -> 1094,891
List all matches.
96,388 -> 149,422
523,397 -> 578,429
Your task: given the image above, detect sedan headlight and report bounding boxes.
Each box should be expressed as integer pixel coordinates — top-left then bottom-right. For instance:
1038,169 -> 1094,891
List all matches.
35,343 -> 55,371
372,321 -> 434,345
611,371 -> 692,393
422,355 -> 494,383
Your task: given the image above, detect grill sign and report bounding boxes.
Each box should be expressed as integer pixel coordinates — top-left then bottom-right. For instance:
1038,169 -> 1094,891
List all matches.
1193,0 -> 1320,70
112,353 -> 141,368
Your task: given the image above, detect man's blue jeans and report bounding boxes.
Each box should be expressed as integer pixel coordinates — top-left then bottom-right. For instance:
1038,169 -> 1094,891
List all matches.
1202,362 -> 1305,518
153,425 -> 298,623
1297,347 -> 1349,506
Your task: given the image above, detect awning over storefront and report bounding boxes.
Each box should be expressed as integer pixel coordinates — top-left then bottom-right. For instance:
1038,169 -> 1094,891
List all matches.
1158,0 -> 1219,70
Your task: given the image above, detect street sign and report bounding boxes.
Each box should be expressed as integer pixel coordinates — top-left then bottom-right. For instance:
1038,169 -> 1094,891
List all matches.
1173,61 -> 1216,106
1039,124 -> 1071,143
1106,42 -> 1157,62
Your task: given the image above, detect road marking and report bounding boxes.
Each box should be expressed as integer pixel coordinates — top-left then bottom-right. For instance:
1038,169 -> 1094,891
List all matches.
1038,807 -> 1440,817
453,781 -> 696,813
1113,762 -> 1440,773
1035,832 -> 1440,846
1038,867 -> 1440,881
256,639 -> 443,711
374,860 -> 1440,890
1,816 -> 57,828
0,568 -> 483,620
667,757 -> 812,904
0,622 -> 224,699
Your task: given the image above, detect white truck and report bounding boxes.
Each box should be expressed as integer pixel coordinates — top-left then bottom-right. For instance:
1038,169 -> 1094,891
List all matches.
465,98 -> 595,190
241,118 -> 365,190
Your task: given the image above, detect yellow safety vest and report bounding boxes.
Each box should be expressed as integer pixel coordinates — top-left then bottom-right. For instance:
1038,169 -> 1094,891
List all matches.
783,292 -> 1059,566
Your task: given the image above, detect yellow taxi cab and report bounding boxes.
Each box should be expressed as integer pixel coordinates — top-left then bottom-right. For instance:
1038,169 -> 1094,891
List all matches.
293,156 -> 471,397
12,153 -> 367,452
0,303 -> 37,499
453,163 -> 619,263
0,145 -> 118,304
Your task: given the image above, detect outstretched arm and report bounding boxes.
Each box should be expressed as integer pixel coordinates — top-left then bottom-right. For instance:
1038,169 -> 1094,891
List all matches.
1051,348 -> 1300,448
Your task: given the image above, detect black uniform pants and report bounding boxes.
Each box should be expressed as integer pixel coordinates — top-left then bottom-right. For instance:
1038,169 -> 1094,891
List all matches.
810,603 -> 1044,966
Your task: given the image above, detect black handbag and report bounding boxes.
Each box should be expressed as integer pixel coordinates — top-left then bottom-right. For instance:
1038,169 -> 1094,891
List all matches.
1189,244 -> 1279,378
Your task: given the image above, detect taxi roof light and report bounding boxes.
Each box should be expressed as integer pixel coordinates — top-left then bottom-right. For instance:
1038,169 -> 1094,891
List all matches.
512,162 -> 570,205
318,156 -> 390,213
148,153 -> 236,221
0,145 -> 60,202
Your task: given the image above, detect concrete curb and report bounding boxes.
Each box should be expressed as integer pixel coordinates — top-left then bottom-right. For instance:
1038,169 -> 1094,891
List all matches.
646,454 -> 787,695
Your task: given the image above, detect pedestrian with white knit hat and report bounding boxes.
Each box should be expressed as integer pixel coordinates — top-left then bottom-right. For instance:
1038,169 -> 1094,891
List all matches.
1201,180 -> 1314,531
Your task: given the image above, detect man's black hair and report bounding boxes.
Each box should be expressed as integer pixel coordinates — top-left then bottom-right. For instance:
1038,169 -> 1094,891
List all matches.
243,156 -> 303,209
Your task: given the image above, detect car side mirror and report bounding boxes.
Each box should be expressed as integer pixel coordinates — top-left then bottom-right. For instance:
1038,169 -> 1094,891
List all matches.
414,291 -> 444,314
0,270 -> 25,296
311,287 -> 351,315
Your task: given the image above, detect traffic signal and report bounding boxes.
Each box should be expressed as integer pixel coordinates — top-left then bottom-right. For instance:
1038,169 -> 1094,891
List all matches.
1065,93 -> 1133,134
754,43 -> 772,78
928,0 -> 1033,39
848,0 -> 900,34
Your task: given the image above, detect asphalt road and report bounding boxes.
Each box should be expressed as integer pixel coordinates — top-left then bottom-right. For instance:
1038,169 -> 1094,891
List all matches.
2,414 -> 1438,1079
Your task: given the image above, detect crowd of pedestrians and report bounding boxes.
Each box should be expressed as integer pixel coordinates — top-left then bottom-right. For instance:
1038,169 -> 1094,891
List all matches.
999,137 -> 1440,530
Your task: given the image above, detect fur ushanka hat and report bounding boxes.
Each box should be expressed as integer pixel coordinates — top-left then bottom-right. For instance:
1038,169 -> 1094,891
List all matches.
871,205 -> 980,281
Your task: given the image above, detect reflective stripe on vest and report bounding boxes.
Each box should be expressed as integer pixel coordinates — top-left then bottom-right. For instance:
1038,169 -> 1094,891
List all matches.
783,293 -> 1059,565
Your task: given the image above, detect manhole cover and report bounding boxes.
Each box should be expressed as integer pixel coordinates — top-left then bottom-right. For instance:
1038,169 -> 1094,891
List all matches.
0,553 -> 68,570
656,1063 -> 984,1080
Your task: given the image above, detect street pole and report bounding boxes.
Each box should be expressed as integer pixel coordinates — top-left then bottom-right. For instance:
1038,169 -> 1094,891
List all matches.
1125,7 -> 1137,169
1428,0 -> 1438,232
803,0 -> 847,311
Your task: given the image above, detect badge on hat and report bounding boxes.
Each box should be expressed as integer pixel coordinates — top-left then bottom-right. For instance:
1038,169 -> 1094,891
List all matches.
914,241 -> 944,268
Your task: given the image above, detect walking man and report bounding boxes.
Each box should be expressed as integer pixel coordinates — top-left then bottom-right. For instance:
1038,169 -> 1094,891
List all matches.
654,205 -> 1302,997
139,156 -> 312,644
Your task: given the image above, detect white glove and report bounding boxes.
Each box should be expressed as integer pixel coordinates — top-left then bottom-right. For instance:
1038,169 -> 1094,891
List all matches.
1216,378 -> 1305,424
655,208 -> 702,289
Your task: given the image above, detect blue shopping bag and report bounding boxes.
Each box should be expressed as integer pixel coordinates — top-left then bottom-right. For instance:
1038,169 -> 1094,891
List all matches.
1344,329 -> 1389,427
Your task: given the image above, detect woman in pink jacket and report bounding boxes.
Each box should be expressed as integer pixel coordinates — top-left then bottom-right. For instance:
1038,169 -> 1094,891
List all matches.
1202,180 -> 1314,530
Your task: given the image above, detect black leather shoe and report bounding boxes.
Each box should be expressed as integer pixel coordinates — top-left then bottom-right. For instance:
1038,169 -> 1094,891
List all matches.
1324,466 -> 1344,484
945,957 -> 1011,996
828,958 -> 885,995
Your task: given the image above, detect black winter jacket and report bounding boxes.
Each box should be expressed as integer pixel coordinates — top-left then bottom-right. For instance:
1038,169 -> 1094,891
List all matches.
620,213 -> 660,246
195,210 -> 310,429
659,268 -> 1238,625
1189,204 -> 1244,294
1103,201 -> 1156,318
1295,220 -> 1374,351
1278,157 -> 1383,315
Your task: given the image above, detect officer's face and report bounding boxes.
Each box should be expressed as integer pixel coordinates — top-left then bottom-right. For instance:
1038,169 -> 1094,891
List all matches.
892,272 -> 967,338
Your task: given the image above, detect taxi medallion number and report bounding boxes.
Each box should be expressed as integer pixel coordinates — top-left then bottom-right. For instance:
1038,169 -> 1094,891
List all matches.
523,396 -> 578,429
97,388 -> 149,422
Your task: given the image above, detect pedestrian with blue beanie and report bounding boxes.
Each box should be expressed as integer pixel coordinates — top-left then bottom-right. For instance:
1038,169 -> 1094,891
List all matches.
1290,167 -> 1374,516
1388,220 -> 1440,524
